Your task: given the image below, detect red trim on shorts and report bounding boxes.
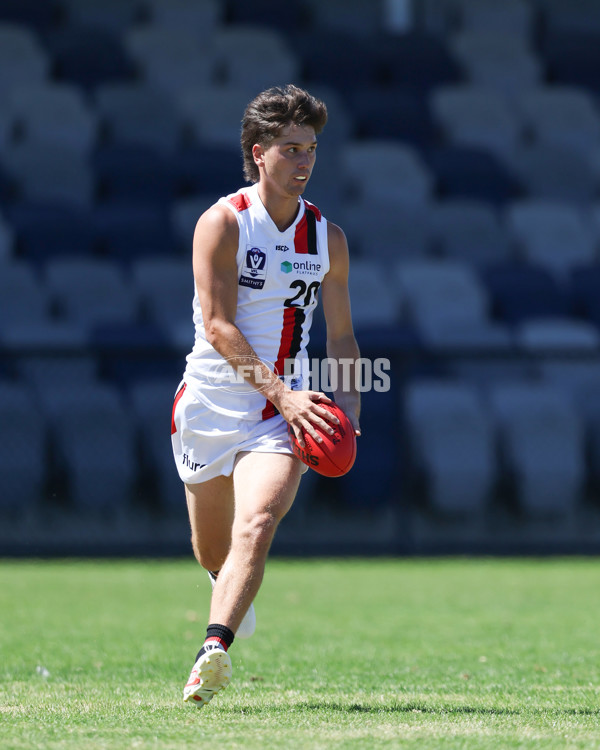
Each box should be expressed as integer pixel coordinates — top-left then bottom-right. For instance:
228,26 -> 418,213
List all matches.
171,382 -> 187,435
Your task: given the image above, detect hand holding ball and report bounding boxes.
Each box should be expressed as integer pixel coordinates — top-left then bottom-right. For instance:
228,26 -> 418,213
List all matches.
288,402 -> 357,477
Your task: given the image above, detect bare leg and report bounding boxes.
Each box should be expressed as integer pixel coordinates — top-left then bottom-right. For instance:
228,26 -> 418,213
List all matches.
185,474 -> 235,573
208,451 -> 303,633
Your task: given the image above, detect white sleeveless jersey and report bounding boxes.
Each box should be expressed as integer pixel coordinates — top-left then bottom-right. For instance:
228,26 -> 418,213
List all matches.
184,183 -> 330,421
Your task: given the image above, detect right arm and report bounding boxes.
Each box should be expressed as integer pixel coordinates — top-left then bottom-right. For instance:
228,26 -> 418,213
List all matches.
192,204 -> 337,446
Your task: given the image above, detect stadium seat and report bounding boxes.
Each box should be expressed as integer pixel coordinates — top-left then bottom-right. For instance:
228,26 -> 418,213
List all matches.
542,29 -> 600,94
94,83 -> 184,153
2,143 -> 95,208
515,317 -> 600,353
489,382 -> 585,515
6,83 -> 98,155
45,258 -> 139,329
0,0 -> 61,33
292,32 -> 390,94
62,0 -> 142,32
179,85 -> 257,148
424,145 -> 520,205
480,261 -> 569,325
449,30 -> 542,98
0,261 -> 49,335
537,357 -> 600,485
395,259 -> 512,351
6,201 -> 96,260
304,0 -> 382,36
347,259 -> 402,331
226,0 -> 307,30
41,383 -> 137,512
171,193 -> 221,251
128,378 -> 182,508
516,86 -> 600,159
385,32 -> 463,92
93,144 -> 177,204
569,265 -> 600,328
455,0 -> 533,37
142,0 -> 222,32
404,379 -> 497,514
45,26 -> 136,90
349,86 -> 435,149
211,26 -> 300,90
506,200 -> 596,278
430,199 -> 510,266
132,257 -> 194,345
509,144 -> 597,204
124,26 -> 215,96
172,144 -> 243,196
0,381 -> 47,511
0,213 -> 15,259
92,201 -> 174,258
340,140 -> 434,207
339,197 -> 431,261
336,386 -> 401,510
541,0 -> 600,36
16,354 -> 98,394
0,23 -> 49,98
430,84 -> 522,160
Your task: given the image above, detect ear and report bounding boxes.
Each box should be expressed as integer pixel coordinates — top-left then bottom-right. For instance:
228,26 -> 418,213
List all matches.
252,143 -> 265,170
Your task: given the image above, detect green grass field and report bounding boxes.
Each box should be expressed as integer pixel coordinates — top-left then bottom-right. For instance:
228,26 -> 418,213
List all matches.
1,558 -> 599,749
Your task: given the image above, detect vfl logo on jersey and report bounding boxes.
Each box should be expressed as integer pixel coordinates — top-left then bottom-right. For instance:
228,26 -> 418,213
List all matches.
239,246 -> 267,289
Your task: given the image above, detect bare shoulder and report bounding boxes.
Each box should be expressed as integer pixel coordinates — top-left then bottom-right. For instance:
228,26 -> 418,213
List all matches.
326,220 -> 349,277
326,220 -> 348,251
194,202 -> 239,248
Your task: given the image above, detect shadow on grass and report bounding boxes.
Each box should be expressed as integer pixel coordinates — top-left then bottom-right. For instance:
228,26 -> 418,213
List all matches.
226,701 -> 600,718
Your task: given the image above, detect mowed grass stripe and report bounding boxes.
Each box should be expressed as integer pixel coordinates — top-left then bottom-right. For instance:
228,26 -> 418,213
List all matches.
1,558 -> 599,749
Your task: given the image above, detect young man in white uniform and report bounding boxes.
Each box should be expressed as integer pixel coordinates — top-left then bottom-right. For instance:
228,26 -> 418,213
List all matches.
171,85 -> 361,707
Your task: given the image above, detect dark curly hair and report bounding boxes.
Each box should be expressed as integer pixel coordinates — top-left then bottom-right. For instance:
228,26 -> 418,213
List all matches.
241,85 -> 328,183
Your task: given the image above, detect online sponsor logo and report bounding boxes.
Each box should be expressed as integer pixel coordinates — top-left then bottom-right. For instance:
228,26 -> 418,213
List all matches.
281,259 -> 322,275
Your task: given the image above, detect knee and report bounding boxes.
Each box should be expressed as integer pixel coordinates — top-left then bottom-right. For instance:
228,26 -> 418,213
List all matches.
236,511 -> 279,554
190,536 -> 228,573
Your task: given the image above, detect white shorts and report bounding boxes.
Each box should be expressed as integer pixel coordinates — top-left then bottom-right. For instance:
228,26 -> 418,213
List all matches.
171,381 -> 303,484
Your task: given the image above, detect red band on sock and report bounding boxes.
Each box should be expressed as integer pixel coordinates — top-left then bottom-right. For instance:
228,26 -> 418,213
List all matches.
205,636 -> 228,651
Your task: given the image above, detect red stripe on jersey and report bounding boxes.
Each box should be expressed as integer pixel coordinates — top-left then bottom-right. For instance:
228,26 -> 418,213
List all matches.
262,306 -> 305,420
294,214 -> 309,254
228,192 -> 252,212
304,199 -> 322,222
171,382 -> 187,435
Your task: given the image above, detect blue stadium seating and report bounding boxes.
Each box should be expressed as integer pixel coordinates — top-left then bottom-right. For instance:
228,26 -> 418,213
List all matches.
2,0 -> 600,530
6,201 -> 96,259
93,144 -> 177,204
480,262 -> 570,325
44,26 -> 136,89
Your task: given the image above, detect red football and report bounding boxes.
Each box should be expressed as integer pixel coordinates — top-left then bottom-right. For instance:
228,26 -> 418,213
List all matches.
288,402 -> 357,477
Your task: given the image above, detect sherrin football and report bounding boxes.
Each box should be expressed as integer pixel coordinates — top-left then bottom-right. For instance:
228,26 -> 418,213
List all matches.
288,402 -> 357,477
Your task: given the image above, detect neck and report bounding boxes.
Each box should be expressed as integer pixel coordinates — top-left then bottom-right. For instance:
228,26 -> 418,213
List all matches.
257,182 -> 301,232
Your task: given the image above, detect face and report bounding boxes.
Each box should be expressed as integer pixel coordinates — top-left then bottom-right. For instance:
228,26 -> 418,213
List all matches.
253,123 -> 317,197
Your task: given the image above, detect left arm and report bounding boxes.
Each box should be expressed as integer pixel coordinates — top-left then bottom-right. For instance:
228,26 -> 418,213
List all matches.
320,221 -> 361,436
